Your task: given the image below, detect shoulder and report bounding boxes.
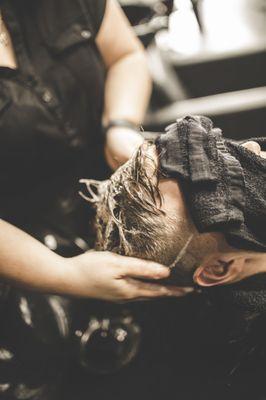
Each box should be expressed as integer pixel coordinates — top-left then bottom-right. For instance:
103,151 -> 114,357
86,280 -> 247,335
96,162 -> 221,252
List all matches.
34,0 -> 107,39
81,0 -> 107,36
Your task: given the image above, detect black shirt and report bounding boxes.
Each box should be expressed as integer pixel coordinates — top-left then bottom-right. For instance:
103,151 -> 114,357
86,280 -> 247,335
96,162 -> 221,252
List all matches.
0,0 -> 107,228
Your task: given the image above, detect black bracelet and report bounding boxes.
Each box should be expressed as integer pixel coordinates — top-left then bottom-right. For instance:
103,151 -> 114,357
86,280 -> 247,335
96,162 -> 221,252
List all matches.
104,119 -> 139,133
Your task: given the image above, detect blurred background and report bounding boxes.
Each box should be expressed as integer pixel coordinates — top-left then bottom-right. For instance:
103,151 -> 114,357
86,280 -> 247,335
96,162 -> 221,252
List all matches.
122,0 -> 266,139
0,1 -> 265,400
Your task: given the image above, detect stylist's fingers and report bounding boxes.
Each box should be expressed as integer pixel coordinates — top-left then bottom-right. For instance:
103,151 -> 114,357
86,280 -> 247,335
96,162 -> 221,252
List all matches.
117,255 -> 170,280
124,278 -> 194,300
242,141 -> 261,155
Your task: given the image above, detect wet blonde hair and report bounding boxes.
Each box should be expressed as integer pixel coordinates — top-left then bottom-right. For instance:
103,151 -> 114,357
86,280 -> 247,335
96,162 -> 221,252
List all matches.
80,144 -> 197,267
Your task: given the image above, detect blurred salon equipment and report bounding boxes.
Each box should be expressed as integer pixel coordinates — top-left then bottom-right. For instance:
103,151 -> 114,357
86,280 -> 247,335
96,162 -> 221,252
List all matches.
119,1 -> 174,47
0,286 -> 141,399
0,289 -> 68,399
125,0 -> 266,140
72,302 -> 140,374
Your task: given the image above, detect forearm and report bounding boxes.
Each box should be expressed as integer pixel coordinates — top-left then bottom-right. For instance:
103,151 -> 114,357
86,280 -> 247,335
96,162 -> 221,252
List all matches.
103,50 -> 152,125
0,219 -> 69,294
0,220 -> 190,301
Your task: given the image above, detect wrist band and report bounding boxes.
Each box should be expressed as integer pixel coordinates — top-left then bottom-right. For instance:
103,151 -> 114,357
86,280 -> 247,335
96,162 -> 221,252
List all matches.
104,119 -> 139,133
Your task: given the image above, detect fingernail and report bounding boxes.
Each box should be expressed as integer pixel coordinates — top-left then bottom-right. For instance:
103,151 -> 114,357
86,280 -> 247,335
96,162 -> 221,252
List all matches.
165,290 -> 175,297
168,288 -> 194,297
154,265 -> 169,277
167,290 -> 182,297
182,287 -> 194,293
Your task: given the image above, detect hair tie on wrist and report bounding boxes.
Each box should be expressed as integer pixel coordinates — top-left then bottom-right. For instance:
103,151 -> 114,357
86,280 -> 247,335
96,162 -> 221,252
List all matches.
104,119 -> 139,134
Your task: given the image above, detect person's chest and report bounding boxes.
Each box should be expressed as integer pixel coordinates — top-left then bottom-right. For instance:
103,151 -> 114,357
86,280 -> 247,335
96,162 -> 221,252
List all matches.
0,0 -> 106,163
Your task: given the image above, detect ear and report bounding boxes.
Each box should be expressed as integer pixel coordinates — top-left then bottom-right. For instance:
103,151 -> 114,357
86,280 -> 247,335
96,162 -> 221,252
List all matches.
193,258 -> 246,287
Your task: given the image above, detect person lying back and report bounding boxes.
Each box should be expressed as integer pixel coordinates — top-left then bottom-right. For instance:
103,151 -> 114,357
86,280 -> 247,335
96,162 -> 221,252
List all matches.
81,116 -> 266,292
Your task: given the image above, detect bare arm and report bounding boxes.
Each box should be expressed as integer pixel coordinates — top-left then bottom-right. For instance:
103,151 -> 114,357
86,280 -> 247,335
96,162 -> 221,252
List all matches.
96,0 -> 152,168
0,220 -> 191,300
0,219 -> 76,294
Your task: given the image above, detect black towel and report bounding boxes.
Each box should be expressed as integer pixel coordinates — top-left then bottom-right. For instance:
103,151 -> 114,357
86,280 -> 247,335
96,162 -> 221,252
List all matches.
207,272 -> 266,315
155,115 -> 266,252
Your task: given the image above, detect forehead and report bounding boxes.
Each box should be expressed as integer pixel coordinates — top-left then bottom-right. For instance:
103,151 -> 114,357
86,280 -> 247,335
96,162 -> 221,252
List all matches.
158,178 -> 186,216
110,142 -> 158,181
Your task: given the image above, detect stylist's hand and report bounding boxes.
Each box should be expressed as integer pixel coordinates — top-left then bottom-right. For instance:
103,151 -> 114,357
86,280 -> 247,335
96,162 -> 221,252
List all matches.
105,127 -> 144,170
66,251 -> 193,301
241,141 -> 261,155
